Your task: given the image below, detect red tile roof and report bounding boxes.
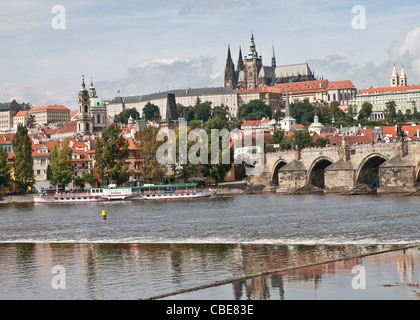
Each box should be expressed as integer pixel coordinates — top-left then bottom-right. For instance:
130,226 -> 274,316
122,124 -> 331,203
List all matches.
359,85 -> 420,95
14,111 -> 28,117
328,135 -> 372,146
382,124 -> 420,141
325,80 -> 356,90
0,133 -> 14,145
56,121 -> 77,134
30,105 -> 70,112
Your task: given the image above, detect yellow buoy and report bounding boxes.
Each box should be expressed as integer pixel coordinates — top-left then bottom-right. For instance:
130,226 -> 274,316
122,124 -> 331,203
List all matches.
102,210 -> 107,220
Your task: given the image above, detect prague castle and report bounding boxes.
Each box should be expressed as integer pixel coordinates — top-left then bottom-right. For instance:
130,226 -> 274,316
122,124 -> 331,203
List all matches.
224,33 -> 315,90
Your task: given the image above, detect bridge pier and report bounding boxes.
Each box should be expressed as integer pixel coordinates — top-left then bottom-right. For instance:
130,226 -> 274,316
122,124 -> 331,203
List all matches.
377,155 -> 417,195
324,159 -> 356,194
276,160 -> 307,193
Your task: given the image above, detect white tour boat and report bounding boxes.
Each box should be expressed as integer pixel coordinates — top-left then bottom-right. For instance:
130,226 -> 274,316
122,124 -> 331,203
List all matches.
138,183 -> 216,200
34,183 -> 216,203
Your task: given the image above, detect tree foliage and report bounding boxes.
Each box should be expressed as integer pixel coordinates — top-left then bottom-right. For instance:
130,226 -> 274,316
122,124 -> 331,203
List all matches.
136,126 -> 165,183
94,124 -> 130,186
358,102 -> 373,120
142,102 -> 161,121
49,138 -> 74,189
12,125 -> 34,192
0,146 -> 11,188
115,108 -> 140,125
237,99 -> 271,120
384,101 -> 397,123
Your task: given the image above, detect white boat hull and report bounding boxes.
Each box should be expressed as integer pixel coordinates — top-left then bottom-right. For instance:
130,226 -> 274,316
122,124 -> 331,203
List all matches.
34,185 -> 217,203
142,190 -> 216,200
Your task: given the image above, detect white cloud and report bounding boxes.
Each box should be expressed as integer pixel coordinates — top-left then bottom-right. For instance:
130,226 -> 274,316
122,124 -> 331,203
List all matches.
97,56 -> 222,100
309,27 -> 420,90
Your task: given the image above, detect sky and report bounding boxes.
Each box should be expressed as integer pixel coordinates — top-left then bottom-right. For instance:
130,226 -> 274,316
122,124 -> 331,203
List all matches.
1,0 -> 420,110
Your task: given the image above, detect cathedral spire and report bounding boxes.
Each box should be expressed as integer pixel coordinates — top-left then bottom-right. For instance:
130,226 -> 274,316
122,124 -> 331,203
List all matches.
224,45 -> 236,89
237,46 -> 244,71
271,44 -> 276,68
285,88 -> 291,118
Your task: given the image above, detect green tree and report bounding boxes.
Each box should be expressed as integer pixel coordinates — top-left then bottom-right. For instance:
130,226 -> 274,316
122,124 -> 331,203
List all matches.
49,138 -> 74,189
358,102 -> 373,120
94,124 -> 131,186
291,100 -> 315,125
383,101 -> 397,123
280,137 -> 293,150
293,131 -> 313,149
115,108 -> 140,124
172,126 -> 196,182
212,105 -> 229,124
396,110 -> 405,122
201,119 -> 233,185
193,99 -> 212,122
26,114 -> 36,129
142,102 -> 161,121
0,146 -> 11,189
136,126 -> 165,183
273,108 -> 284,121
268,128 -> 285,145
413,107 -> 420,121
82,171 -> 97,188
238,99 -> 272,120
12,125 -> 34,193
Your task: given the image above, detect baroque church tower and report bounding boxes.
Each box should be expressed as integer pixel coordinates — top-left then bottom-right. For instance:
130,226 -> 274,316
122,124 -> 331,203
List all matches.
77,76 -> 107,135
77,75 -> 93,135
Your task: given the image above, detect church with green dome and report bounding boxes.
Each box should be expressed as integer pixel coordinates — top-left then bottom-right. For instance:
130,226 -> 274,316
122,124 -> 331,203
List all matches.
77,76 -> 107,135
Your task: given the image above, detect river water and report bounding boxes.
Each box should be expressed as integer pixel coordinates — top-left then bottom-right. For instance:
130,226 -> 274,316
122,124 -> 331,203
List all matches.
1,193 -> 420,300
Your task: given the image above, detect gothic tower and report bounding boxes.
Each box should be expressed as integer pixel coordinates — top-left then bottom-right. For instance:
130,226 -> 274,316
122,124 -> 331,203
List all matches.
77,75 -> 93,135
224,45 -> 236,89
390,64 -> 400,87
400,65 -> 407,86
271,44 -> 276,69
237,46 -> 244,71
244,32 -> 263,89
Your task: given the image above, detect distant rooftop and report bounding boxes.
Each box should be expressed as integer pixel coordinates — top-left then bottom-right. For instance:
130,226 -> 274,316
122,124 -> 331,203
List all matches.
108,87 -> 237,104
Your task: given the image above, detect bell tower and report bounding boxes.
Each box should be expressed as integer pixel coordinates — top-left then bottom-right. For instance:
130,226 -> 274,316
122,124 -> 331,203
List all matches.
77,75 -> 93,135
244,32 -> 263,89
390,64 -> 400,87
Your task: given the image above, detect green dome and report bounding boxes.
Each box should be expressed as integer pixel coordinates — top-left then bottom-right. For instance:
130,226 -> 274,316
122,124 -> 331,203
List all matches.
90,97 -> 105,108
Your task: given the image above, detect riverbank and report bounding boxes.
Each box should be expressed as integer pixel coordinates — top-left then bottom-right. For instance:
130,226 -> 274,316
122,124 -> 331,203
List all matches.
0,194 -> 34,204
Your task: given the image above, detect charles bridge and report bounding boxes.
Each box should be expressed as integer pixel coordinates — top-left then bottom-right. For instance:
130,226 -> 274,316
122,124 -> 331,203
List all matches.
250,137 -> 420,195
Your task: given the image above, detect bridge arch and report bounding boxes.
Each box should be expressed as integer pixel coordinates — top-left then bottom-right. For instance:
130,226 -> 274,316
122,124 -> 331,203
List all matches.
415,163 -> 420,184
271,159 -> 287,185
308,157 -> 334,189
356,153 -> 388,189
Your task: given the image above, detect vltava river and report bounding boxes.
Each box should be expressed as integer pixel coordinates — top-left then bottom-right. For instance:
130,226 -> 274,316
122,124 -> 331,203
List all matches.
0,194 -> 419,299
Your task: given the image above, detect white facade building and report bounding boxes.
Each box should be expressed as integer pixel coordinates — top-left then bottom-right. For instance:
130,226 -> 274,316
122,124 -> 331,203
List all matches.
107,87 -> 239,120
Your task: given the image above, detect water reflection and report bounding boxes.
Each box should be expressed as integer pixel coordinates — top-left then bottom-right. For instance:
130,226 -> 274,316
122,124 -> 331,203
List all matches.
1,243 -> 418,300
